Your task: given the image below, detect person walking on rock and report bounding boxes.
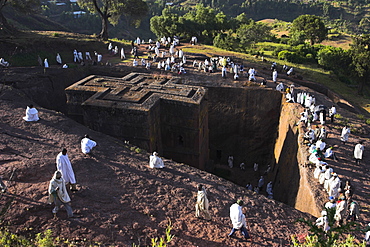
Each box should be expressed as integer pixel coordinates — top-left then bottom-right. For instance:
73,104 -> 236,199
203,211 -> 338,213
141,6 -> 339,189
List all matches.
228,200 -> 250,241
195,184 -> 211,221
48,171 -> 74,218
56,148 -> 77,191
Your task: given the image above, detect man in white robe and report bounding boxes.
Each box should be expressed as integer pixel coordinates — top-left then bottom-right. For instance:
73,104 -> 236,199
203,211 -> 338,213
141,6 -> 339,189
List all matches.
78,52 -> 83,62
319,166 -> 327,184
0,58 -> 9,67
195,184 -> 211,221
329,174 -> 341,198
73,50 -> 79,63
56,53 -> 62,65
149,152 -> 164,168
56,148 -> 77,191
222,66 -> 227,78
272,69 -> 278,83
228,156 -> 234,168
316,139 -> 326,151
44,58 -> 49,68
23,104 -> 39,121
97,54 -> 102,63
329,105 -> 336,123
266,181 -> 273,198
258,176 -> 264,190
354,141 -> 364,165
276,82 -> 284,92
314,165 -> 322,179
86,51 -> 92,61
48,171 -> 74,218
253,163 -> 259,172
287,67 -> 293,76
81,134 -> 97,154
340,126 -> 350,144
315,210 -> 330,232
228,200 -> 250,240
366,223 -> 370,246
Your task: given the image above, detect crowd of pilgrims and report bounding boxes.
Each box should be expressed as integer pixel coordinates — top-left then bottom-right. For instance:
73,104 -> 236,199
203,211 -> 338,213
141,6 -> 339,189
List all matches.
288,88 -> 365,232
220,75 -> 366,233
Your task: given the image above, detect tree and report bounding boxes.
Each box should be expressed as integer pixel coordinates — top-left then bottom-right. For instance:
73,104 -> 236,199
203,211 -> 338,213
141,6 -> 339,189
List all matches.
78,0 -> 148,40
236,21 -> 272,50
290,14 -> 328,46
0,0 -> 40,34
317,46 -> 350,71
150,8 -> 180,38
349,34 -> 370,95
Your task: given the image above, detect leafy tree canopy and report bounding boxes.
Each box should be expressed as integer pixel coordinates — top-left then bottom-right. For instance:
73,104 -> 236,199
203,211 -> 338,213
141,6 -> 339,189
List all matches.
78,0 -> 148,40
349,34 -> 370,94
290,14 -> 328,46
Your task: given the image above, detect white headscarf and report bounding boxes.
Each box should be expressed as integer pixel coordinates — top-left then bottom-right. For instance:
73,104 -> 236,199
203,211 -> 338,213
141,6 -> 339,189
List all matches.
48,171 -> 71,204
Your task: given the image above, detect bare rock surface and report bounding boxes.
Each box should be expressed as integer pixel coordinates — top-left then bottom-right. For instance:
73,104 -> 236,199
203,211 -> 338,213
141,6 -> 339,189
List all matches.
0,85 -> 312,246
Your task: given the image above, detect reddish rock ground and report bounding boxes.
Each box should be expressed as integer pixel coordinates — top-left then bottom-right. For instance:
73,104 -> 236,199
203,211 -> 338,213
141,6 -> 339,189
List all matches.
0,42 -> 369,246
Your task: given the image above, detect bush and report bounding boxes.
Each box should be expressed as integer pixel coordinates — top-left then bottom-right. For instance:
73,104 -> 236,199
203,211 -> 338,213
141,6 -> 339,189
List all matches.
366,119 -> 370,125
0,229 -> 31,247
272,46 -> 287,56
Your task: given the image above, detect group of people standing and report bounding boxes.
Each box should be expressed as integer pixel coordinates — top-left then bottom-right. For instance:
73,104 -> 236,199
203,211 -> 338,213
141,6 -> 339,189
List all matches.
289,89 -> 367,232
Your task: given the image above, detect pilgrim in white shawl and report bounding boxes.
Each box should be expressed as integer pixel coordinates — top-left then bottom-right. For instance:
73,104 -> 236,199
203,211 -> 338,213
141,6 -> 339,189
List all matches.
81,134 -> 97,154
56,148 -> 77,191
48,171 -> 74,218
149,152 -> 164,168
195,184 -> 211,220
23,104 -> 39,122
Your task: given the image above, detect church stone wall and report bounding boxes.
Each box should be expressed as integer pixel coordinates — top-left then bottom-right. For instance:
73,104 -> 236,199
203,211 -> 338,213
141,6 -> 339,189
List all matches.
65,73 -> 208,169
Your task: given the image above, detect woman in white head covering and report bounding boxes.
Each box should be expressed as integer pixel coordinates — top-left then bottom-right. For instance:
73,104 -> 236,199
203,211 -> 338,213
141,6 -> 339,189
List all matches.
48,171 -> 74,218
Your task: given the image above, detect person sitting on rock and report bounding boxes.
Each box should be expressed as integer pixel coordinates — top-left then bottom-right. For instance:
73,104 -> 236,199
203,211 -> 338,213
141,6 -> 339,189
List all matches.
81,134 -> 97,155
0,58 -> 9,67
149,152 -> 164,168
23,104 -> 39,122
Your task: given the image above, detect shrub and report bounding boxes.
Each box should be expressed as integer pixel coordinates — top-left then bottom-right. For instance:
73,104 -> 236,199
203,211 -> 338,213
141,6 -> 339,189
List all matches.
272,46 -> 287,56
366,119 -> 370,125
35,229 -> 56,247
0,229 -> 31,247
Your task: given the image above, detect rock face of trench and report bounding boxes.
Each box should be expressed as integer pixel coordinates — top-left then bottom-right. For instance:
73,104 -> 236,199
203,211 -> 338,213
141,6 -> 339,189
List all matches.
0,67 -> 320,216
